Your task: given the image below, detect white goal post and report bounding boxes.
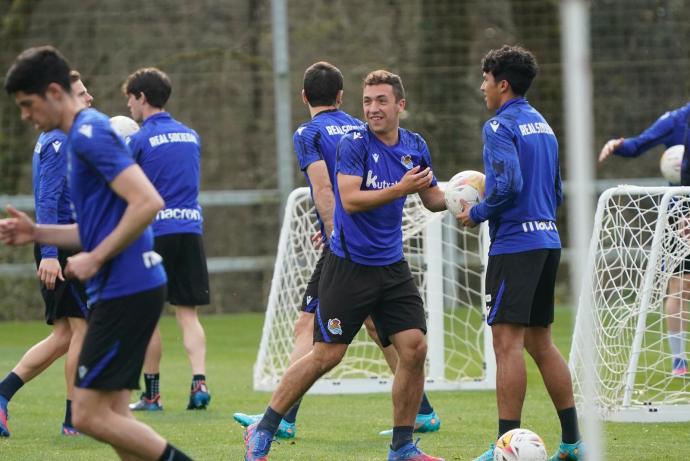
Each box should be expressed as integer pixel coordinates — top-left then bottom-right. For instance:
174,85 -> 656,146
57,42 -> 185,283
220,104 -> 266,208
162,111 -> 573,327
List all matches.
570,185 -> 690,422
253,186 -> 495,394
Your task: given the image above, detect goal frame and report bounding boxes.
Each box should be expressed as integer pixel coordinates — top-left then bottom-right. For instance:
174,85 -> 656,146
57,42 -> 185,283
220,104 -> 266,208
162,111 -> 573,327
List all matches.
253,186 -> 496,394
570,185 -> 690,422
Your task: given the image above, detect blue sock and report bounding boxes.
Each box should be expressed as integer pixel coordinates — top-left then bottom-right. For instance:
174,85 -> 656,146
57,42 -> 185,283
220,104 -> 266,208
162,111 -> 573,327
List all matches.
64,399 -> 73,427
418,392 -> 433,414
257,406 -> 283,436
391,426 -> 414,451
283,399 -> 301,424
0,372 -> 24,401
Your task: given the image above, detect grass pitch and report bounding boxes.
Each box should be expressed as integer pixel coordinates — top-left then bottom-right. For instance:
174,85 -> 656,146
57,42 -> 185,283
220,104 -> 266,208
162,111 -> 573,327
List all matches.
0,308 -> 688,460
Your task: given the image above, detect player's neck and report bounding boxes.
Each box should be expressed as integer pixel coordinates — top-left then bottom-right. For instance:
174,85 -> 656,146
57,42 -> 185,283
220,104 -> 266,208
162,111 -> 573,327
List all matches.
372,126 -> 400,146
309,105 -> 337,119
58,97 -> 82,133
142,106 -> 165,121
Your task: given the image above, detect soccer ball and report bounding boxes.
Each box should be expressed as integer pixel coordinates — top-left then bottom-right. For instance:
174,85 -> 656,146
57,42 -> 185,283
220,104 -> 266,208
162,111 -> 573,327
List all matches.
660,144 -> 684,185
444,170 -> 486,215
493,428 -> 547,461
109,115 -> 140,141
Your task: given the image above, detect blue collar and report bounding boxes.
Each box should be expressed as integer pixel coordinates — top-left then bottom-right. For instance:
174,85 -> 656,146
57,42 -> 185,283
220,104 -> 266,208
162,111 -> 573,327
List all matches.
496,97 -> 526,116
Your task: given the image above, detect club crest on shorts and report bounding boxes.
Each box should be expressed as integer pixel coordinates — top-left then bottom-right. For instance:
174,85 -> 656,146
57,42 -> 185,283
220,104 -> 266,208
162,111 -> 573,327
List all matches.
327,318 -> 343,335
400,154 -> 414,170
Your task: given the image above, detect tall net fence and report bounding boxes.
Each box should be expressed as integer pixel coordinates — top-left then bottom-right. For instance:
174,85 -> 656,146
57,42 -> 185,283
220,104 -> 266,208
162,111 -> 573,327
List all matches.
0,0 -> 687,316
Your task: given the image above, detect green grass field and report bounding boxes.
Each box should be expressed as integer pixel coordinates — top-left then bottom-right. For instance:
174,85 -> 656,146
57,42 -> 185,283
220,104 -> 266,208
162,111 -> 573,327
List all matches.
0,308 -> 688,460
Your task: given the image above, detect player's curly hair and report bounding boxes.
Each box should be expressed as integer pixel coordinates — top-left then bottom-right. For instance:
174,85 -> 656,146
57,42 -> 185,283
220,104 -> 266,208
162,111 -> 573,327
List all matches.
482,45 -> 538,96
363,70 -> 405,102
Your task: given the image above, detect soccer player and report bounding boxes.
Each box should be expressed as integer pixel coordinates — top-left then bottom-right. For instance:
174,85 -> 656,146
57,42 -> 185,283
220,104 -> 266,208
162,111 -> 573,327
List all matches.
123,67 -> 211,411
244,70 -> 445,461
458,46 -> 584,461
0,70 -> 92,438
2,46 -> 192,461
599,101 -> 690,376
233,61 -> 440,439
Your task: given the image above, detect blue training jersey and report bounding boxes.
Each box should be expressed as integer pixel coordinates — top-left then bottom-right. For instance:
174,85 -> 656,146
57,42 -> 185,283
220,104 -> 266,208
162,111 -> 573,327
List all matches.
32,129 -> 74,259
293,109 -> 363,243
129,112 -> 203,236
612,103 -> 690,186
469,97 -> 562,256
330,126 -> 437,266
67,108 -> 166,305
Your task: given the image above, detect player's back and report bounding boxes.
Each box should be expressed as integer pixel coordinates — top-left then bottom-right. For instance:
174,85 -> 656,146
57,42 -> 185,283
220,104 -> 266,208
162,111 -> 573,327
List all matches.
482,98 -> 561,254
67,108 -> 166,304
130,112 -> 202,236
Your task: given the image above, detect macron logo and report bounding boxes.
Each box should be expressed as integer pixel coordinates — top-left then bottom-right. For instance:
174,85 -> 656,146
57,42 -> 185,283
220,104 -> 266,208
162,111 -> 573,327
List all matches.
142,250 -> 163,269
372,153 -> 379,163
78,124 -> 93,138
490,120 -> 500,133
52,141 -> 62,153
296,127 -> 306,135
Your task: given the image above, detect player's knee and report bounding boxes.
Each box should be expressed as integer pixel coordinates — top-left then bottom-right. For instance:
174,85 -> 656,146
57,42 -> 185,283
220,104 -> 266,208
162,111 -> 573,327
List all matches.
52,323 -> 73,353
397,336 -> 427,367
525,340 -> 553,364
71,403 -> 96,435
312,344 -> 346,372
293,313 -> 313,339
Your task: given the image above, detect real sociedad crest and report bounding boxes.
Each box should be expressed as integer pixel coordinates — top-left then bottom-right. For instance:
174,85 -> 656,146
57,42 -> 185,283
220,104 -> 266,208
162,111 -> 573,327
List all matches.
327,318 -> 343,335
400,154 -> 413,170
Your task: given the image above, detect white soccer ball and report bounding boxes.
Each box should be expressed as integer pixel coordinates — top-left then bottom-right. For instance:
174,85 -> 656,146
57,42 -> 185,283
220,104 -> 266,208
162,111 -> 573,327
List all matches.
109,115 -> 140,141
660,144 -> 684,185
493,428 -> 548,461
444,170 -> 486,215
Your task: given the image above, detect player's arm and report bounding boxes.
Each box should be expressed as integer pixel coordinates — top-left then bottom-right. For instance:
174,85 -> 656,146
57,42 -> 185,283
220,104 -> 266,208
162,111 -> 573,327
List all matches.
338,166 -> 433,214
65,164 -> 163,281
468,124 -> 522,224
305,160 -> 335,237
599,110 -> 677,162
35,142 -> 66,289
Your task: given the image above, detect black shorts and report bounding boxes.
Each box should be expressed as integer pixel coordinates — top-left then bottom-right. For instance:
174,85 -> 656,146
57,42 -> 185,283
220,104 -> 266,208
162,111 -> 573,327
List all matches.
315,253 -> 427,347
33,244 -> 88,325
485,249 -> 560,327
76,285 -> 166,390
154,233 -> 210,306
301,246 -> 330,313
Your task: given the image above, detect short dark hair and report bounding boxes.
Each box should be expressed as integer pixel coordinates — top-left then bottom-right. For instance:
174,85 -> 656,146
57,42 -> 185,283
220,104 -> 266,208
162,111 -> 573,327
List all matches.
4,46 -> 72,95
482,45 -> 538,96
303,62 -> 343,107
122,67 -> 172,108
363,70 -> 405,101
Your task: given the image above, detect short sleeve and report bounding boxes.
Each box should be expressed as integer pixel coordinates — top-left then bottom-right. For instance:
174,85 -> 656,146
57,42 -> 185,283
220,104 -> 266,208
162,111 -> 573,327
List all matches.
73,118 -> 134,183
293,124 -> 322,171
336,132 -> 367,177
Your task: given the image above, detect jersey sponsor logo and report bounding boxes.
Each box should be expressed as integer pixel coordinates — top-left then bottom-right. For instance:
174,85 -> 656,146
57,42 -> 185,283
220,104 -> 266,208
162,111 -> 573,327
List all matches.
490,120 -> 500,133
155,208 -> 202,221
400,154 -> 413,170
142,250 -> 163,269
366,170 -> 398,190
327,318 -> 343,335
52,141 -> 62,153
521,220 -> 558,232
148,132 -> 198,147
372,153 -> 379,163
325,124 -> 359,136
78,124 -> 93,138
518,122 -> 555,137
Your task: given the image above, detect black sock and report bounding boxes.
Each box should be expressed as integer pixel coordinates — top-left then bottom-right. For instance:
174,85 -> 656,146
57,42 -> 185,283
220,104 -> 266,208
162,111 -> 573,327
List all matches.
0,372 -> 24,401
257,406 -> 284,436
557,406 -> 581,444
498,418 -> 521,438
418,392 -> 434,415
283,399 -> 301,424
158,443 -> 193,461
144,373 -> 160,400
64,399 -> 73,427
191,374 -> 206,390
391,426 -> 414,451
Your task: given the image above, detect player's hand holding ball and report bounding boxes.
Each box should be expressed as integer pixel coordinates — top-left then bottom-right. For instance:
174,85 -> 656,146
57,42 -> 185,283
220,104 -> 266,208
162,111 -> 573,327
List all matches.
444,170 -> 485,227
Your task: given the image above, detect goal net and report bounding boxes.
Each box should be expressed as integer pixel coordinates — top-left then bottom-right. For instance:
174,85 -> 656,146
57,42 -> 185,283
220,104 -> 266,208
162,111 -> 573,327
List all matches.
253,186 -> 495,394
570,186 -> 690,422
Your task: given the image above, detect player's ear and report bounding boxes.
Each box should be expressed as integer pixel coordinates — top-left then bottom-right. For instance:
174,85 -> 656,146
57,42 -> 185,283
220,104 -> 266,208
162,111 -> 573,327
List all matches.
301,89 -> 309,106
335,90 -> 343,106
397,97 -> 406,113
45,82 -> 63,101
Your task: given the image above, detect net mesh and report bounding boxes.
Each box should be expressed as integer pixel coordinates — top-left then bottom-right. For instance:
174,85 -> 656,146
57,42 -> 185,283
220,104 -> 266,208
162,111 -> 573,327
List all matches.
571,186 -> 690,420
254,187 -> 492,393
